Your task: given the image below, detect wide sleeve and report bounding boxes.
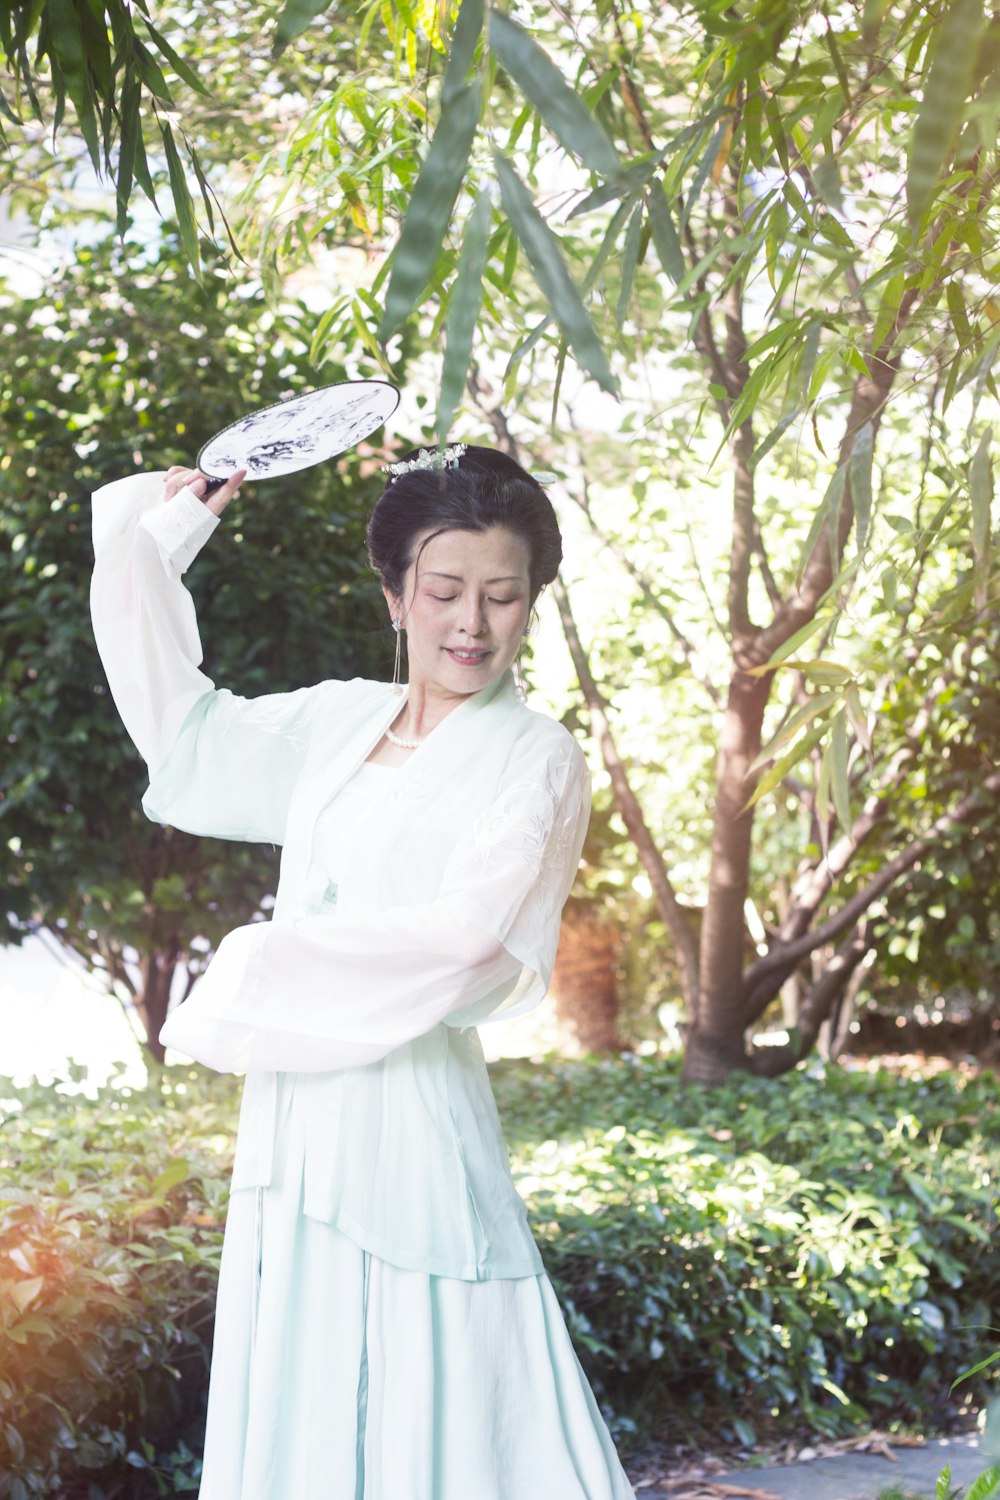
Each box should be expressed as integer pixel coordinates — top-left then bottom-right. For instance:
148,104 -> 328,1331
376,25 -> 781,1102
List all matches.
158,740 -> 591,1072
90,471 -> 323,844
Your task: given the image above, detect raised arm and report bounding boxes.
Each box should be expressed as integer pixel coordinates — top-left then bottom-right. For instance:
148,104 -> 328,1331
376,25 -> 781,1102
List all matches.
90,467 -> 324,845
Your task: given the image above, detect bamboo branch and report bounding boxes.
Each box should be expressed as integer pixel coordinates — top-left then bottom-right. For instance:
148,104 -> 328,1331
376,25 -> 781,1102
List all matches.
554,577 -> 701,1009
741,768 -> 1000,1010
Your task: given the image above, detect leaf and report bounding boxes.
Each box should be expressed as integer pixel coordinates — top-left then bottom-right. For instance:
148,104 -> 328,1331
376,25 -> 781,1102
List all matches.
616,204 -> 644,328
906,0 -> 985,230
828,709 -> 851,832
504,196 -> 631,376
10,1275 -> 44,1312
161,123 -> 201,280
850,420 -> 874,560
378,81 -> 480,338
845,682 -> 873,764
750,691 -> 839,772
743,723 -> 826,812
748,613 -> 833,675
149,1159 -> 191,1197
442,0 -> 484,106
116,71 -> 141,237
947,280 -> 974,349
493,151 -> 618,394
950,1348 -> 1000,1389
965,1467 -> 1000,1500
438,189 -> 492,441
273,0 -> 337,55
797,464 -> 846,583
488,11 -> 620,178
872,269 -> 905,352
970,425 -> 993,612
644,182 -> 685,284
141,17 -> 210,96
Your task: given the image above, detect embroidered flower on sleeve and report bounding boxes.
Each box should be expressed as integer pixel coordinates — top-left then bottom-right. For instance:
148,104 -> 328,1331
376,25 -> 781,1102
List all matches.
473,760 -> 576,876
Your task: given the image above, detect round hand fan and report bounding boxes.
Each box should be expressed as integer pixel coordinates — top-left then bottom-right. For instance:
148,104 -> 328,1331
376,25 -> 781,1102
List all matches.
196,379 -> 400,490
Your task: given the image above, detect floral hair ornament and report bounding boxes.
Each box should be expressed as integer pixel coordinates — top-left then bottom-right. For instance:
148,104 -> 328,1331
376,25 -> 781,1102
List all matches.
382,443 -> 467,481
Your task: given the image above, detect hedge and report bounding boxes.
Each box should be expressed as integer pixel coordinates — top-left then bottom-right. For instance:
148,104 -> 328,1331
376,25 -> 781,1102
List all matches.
1,1057 -> 997,1496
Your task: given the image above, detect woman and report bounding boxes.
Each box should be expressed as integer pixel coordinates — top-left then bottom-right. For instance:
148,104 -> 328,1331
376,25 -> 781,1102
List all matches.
90,442 -> 635,1500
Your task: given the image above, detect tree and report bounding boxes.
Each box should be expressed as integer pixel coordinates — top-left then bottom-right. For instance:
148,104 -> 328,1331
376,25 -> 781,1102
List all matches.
0,231 -> 387,1059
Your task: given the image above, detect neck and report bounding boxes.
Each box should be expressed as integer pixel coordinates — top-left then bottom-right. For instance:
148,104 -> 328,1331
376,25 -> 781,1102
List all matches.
399,680 -> 470,739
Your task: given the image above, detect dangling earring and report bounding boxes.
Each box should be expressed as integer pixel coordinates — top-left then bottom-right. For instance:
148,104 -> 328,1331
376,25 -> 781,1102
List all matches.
392,618 -> 404,694
514,636 -> 528,702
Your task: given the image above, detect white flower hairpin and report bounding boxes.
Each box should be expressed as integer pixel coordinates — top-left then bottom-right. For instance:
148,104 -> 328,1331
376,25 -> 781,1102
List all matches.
382,444 -> 467,479
380,443 -> 558,487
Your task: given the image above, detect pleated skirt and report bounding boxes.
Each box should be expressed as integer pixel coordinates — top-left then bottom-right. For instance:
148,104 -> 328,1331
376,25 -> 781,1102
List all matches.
199,1078 -> 636,1500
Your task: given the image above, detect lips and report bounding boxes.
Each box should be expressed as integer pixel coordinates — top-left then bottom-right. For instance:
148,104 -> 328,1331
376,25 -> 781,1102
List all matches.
445,647 -> 491,664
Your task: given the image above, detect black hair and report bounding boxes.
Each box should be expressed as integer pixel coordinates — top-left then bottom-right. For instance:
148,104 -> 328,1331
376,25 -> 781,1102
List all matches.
366,443 -> 562,607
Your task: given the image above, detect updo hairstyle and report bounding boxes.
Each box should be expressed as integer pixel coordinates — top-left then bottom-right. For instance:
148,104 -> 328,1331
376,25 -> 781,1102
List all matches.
366,444 -> 562,608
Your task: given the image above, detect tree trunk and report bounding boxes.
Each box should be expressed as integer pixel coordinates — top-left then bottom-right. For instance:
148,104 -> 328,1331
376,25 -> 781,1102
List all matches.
552,909 -> 623,1055
682,668 -> 771,1082
135,946 -> 182,1065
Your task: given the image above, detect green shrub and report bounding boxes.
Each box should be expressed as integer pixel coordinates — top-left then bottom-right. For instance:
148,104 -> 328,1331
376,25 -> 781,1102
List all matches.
1,1057 -> 997,1493
0,1069 -> 238,1498
495,1057 -> 1000,1447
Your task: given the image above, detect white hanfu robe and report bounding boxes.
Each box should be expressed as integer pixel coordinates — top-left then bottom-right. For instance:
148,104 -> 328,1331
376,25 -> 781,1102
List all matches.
90,471 -> 636,1500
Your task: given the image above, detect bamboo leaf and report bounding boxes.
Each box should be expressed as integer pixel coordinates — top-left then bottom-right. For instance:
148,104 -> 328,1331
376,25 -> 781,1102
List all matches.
743,723 -> 826,812
850,420 -> 874,560
828,710 -> 851,832
816,733 -> 832,855
273,0 -> 337,55
906,0 -> 984,229
116,71 -> 140,237
494,150 -> 618,394
970,426 -> 993,612
644,182 -> 684,284
378,81 -> 480,339
947,280 -> 973,349
680,119 -> 731,229
488,11 -> 620,178
748,612 -> 834,676
442,0 -> 484,106
161,123 -> 200,280
616,204 -> 644,328
132,36 -> 174,103
505,197 -> 631,376
871,268 -> 905,352
845,682 -> 873,765
750,690 -> 839,772
797,463 -> 846,583
141,16 -> 210,95
438,189 -> 492,441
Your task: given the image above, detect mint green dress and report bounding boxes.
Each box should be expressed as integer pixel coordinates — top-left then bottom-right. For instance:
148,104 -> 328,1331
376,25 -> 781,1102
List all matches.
90,471 -> 636,1499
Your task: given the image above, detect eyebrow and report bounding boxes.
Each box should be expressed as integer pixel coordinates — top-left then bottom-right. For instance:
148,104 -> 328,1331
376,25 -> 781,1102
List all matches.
424,571 -> 525,584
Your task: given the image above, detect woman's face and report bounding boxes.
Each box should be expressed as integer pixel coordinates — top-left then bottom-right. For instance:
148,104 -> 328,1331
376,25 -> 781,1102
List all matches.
385,526 -> 533,700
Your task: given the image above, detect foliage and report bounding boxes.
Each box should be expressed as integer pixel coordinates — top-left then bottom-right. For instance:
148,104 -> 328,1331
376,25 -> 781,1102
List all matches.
2,1057 -> 997,1492
0,1067 -> 239,1498
497,1055 -> 1000,1445
0,230 -> 387,1056
0,0 -> 217,269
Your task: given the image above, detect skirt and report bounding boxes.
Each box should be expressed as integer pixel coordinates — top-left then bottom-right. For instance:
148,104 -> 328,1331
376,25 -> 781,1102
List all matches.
199,1077 -> 636,1500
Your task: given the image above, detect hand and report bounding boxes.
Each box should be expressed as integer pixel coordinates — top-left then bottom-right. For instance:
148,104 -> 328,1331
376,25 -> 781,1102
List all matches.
163,465 -> 248,518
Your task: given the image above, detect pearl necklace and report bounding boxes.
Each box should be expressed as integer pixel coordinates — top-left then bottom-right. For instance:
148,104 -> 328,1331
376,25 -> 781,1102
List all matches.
386,725 -> 423,750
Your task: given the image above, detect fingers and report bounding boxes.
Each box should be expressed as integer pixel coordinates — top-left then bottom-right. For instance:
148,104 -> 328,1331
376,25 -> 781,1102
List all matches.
162,466 -> 248,517
205,468 -> 248,518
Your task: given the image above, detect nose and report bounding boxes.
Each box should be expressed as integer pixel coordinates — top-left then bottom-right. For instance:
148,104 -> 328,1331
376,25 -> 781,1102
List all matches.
459,595 -> 486,636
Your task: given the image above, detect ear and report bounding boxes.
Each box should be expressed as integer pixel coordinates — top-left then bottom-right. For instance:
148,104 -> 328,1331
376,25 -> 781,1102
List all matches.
381,583 -> 402,623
